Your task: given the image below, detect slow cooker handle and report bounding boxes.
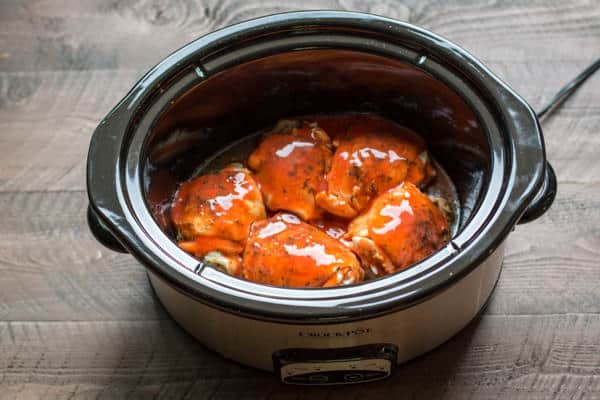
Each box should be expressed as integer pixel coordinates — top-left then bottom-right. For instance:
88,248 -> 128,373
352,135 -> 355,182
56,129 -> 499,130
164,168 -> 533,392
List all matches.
518,58 -> 600,223
518,161 -> 557,224
519,58 -> 600,224
87,205 -> 128,253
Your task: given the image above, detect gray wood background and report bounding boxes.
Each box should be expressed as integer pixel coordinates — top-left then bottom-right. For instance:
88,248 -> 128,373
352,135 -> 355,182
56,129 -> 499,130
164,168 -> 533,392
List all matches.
1,0 -> 599,398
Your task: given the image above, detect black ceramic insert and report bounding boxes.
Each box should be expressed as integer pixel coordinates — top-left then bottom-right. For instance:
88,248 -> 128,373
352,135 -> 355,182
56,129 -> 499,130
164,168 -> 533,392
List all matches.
87,11 -> 552,323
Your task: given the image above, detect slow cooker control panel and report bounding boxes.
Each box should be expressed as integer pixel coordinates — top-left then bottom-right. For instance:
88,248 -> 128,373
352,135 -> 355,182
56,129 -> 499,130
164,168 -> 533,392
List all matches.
273,344 -> 397,385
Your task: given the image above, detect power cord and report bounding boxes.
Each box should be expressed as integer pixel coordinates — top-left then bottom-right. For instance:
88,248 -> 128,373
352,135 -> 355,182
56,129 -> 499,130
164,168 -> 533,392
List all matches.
537,58 -> 600,119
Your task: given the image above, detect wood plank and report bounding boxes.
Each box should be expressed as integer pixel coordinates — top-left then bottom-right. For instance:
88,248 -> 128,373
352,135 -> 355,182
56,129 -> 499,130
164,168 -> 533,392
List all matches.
0,65 -> 598,193
1,314 -> 600,398
0,191 -> 167,321
0,184 -> 598,322
0,70 -> 141,192
488,181 -> 600,315
0,0 -> 598,72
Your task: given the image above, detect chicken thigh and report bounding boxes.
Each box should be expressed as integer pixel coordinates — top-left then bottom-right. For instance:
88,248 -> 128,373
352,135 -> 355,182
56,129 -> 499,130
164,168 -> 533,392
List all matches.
311,217 -> 352,247
315,115 -> 435,218
242,213 -> 364,287
346,182 -> 450,278
171,163 -> 266,275
247,120 -> 332,221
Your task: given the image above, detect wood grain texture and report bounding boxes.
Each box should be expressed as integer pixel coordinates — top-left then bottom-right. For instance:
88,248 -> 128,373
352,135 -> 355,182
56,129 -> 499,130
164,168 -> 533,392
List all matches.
1,0 -> 598,71
1,315 -> 600,399
490,182 -> 600,315
2,0 -> 599,73
0,70 -> 140,192
0,191 -> 166,322
1,0 -> 600,398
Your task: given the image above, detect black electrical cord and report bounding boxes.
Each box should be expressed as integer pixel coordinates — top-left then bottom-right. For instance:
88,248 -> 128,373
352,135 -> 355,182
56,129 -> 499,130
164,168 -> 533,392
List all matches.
537,58 -> 600,119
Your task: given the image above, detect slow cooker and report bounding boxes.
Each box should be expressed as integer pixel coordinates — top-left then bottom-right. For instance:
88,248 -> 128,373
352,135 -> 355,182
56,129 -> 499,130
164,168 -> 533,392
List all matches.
86,11 -> 558,385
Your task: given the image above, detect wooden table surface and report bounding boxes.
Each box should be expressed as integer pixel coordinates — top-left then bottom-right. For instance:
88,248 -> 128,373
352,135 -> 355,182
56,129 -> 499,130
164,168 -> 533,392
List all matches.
1,0 -> 599,398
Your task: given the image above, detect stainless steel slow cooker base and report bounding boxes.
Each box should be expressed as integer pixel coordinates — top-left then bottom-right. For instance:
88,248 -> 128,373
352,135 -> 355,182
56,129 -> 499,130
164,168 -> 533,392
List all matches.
148,243 -> 503,381
86,11 -> 556,386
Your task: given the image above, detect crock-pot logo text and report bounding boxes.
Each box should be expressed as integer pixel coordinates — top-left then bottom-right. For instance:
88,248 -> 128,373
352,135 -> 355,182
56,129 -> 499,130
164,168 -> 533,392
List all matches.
298,327 -> 371,337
